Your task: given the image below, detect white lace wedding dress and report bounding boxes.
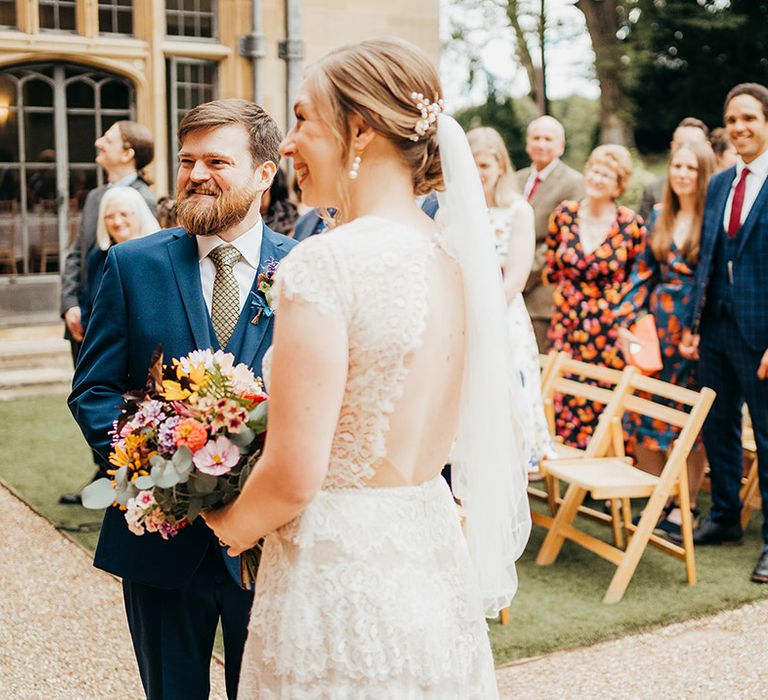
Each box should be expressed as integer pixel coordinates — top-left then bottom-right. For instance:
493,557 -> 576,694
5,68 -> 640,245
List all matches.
237,216 -> 499,699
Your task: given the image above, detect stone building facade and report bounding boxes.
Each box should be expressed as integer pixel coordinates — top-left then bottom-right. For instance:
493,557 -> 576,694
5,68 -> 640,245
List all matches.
0,0 -> 439,324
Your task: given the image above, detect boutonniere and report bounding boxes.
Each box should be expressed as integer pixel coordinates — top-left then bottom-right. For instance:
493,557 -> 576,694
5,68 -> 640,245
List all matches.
250,257 -> 279,325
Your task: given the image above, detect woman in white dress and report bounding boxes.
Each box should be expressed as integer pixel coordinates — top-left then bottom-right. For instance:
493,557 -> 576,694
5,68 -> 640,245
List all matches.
204,39 -> 530,698
467,127 -> 554,471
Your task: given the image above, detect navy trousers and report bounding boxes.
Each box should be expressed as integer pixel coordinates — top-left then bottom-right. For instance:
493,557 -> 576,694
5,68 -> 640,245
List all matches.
122,540 -> 254,700
699,314 -> 768,543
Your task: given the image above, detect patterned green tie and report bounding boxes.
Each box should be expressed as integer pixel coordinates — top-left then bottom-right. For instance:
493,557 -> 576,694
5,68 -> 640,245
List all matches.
209,245 -> 241,348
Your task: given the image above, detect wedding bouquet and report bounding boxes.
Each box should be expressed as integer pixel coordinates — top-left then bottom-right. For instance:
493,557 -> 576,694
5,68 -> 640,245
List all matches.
82,347 -> 268,586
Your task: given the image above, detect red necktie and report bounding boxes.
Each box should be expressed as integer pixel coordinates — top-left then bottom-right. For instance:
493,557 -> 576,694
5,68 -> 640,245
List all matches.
528,175 -> 541,202
727,168 -> 750,237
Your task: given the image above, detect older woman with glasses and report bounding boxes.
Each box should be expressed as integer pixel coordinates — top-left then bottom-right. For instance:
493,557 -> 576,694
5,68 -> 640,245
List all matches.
544,144 -> 646,449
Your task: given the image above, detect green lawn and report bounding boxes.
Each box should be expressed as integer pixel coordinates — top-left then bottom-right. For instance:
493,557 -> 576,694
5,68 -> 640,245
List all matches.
2,395 -> 766,666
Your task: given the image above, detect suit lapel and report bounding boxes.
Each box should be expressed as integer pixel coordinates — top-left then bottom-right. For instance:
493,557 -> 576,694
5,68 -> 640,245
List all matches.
236,226 -> 289,369
167,229 -> 214,350
736,173 -> 768,258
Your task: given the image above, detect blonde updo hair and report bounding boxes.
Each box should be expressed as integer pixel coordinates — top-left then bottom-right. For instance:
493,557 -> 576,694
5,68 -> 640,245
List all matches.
585,144 -> 633,198
304,38 -> 444,217
467,127 -> 519,208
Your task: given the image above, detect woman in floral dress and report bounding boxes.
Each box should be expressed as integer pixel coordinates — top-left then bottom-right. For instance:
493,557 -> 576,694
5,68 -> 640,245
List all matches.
468,127 -> 554,470
615,141 -> 715,536
544,145 -> 646,449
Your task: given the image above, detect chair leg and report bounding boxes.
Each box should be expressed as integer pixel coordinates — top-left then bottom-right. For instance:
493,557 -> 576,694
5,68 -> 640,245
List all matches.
740,456 -> 760,531
545,474 -> 559,515
603,494 -> 668,604
621,497 -> 632,538
677,482 -> 697,586
609,499 -> 624,549
499,608 -> 510,625
536,485 -> 587,565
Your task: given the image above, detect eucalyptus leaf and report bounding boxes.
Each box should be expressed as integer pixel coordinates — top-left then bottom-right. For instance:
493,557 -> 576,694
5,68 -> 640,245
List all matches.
229,427 -> 255,448
186,496 -> 204,522
150,454 -> 166,468
134,475 -> 154,490
192,472 -> 217,494
113,466 -> 129,491
80,478 -> 115,509
154,463 -> 181,488
172,445 -> 193,472
248,401 -> 268,433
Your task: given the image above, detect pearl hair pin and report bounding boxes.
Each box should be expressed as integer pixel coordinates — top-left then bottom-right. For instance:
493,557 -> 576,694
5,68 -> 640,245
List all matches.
409,92 -> 445,142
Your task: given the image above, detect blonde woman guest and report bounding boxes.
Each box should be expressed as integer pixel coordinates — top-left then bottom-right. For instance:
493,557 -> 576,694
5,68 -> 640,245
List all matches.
545,145 -> 646,449
203,39 -> 530,696
82,187 -> 159,330
468,126 -> 554,471
615,141 -> 715,537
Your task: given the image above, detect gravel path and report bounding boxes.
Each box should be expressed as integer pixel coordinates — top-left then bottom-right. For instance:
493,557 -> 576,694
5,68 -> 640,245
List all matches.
0,485 -> 227,700
496,598 -> 768,699
3,482 -> 766,700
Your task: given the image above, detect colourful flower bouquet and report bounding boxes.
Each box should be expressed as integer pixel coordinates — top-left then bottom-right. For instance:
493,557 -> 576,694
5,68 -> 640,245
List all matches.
81,346 -> 268,587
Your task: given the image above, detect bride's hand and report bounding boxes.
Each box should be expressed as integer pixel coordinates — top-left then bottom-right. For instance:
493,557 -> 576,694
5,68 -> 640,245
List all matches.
617,327 -> 641,361
201,505 -> 250,557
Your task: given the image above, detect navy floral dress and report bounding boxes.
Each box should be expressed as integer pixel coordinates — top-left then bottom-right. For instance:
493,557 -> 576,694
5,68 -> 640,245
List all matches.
615,207 -> 700,451
544,200 -> 646,449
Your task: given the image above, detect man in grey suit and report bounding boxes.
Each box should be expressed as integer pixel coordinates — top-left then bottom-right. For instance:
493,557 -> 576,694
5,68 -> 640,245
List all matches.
59,120 -> 156,505
61,121 -> 156,357
514,116 -> 585,350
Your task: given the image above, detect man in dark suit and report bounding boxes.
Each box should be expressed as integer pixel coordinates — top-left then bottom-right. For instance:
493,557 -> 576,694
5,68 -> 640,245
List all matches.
59,121 -> 157,505
677,84 -> 768,584
637,117 -> 711,222
69,99 -> 296,699
514,116 -> 585,350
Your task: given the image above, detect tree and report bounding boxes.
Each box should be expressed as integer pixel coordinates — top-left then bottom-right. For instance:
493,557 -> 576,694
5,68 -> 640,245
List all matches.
629,0 -> 768,152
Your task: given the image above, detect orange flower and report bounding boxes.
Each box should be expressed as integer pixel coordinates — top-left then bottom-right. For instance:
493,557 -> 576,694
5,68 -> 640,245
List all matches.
173,419 -> 209,452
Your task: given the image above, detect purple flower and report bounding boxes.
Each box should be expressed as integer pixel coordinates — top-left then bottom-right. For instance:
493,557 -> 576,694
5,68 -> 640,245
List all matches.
157,416 -> 182,455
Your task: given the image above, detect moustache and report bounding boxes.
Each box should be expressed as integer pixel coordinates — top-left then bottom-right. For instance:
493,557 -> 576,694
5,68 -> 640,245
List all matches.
183,183 -> 221,197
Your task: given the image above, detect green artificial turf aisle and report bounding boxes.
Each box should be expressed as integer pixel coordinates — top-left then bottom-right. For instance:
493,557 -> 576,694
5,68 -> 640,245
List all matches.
2,395 -> 767,666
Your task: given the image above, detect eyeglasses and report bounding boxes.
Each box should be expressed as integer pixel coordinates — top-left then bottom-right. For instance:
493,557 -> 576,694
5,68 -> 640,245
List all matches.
587,166 -> 618,183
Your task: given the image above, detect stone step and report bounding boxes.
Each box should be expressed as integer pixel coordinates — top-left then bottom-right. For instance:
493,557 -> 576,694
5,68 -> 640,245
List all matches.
0,367 -> 72,401
0,338 -> 73,371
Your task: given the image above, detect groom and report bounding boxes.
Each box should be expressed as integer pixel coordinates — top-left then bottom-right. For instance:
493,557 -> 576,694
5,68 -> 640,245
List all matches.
69,99 -> 296,699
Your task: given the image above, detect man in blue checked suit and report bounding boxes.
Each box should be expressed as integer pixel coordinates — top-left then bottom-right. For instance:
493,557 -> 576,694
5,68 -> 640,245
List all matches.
69,100 -> 296,699
677,83 -> 768,583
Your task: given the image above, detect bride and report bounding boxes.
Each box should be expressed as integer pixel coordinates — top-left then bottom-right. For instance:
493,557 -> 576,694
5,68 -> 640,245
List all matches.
203,38 -> 531,698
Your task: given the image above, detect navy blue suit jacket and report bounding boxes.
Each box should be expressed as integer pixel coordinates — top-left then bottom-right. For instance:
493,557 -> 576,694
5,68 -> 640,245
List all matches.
69,225 -> 296,589
686,166 -> 768,351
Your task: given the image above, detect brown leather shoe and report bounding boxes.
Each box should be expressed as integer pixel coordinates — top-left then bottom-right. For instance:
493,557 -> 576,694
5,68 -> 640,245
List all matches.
751,551 -> 768,583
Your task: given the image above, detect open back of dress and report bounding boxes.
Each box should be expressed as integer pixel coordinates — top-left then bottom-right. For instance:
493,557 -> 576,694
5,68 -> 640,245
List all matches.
239,216 -> 498,699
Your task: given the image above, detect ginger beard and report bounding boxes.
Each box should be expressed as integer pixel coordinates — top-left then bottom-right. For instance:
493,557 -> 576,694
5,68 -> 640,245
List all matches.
176,180 -> 260,237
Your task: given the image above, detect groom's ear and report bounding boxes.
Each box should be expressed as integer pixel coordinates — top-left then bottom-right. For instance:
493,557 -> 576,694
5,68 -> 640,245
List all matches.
350,114 -> 375,152
252,159 -> 278,192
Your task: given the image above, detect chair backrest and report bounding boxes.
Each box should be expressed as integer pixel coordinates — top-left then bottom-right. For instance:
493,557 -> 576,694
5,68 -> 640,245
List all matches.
541,352 -> 634,457
622,373 -> 716,483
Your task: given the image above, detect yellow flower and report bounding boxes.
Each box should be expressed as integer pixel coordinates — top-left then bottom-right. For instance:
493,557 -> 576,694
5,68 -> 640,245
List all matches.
161,380 -> 192,401
109,444 -> 131,468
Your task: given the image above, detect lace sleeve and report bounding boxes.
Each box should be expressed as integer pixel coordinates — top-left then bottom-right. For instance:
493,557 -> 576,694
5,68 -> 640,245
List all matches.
272,236 -> 351,321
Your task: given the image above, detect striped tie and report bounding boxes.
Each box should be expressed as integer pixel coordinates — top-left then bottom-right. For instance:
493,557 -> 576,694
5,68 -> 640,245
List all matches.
209,246 -> 241,348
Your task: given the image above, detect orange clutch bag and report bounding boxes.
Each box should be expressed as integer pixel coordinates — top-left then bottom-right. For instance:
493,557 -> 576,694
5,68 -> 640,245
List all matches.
627,314 -> 663,374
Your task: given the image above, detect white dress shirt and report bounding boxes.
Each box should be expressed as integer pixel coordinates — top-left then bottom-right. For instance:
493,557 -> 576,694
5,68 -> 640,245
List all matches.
196,219 -> 263,314
523,158 -> 560,198
723,148 -> 768,230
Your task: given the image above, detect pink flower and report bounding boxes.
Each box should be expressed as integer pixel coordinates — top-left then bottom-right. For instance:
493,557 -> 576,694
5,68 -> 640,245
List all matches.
193,436 -> 240,476
135,490 -> 155,509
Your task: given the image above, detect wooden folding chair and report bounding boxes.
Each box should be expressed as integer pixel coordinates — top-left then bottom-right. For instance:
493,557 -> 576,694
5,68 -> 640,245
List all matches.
531,352 -> 632,546
535,369 -> 716,604
740,424 -> 760,531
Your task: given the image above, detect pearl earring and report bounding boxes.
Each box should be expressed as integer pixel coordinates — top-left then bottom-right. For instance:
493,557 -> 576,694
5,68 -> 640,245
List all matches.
348,153 -> 362,180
